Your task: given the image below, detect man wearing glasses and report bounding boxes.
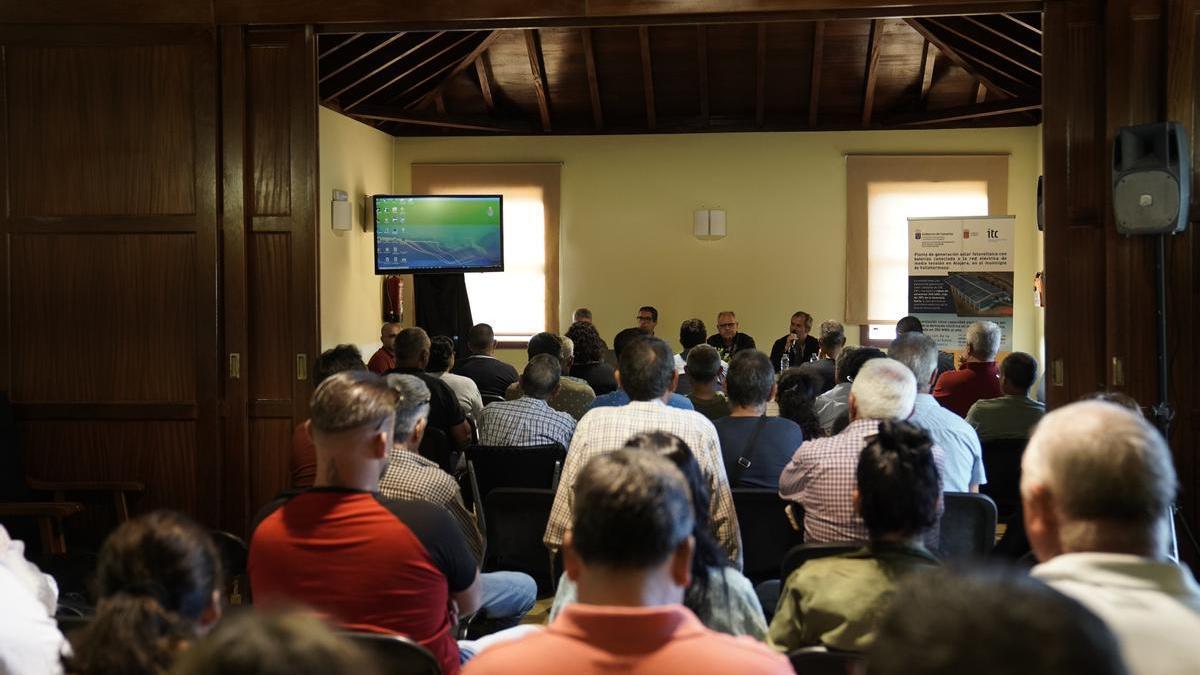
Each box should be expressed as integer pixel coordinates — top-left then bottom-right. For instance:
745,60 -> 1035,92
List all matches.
706,310 -> 756,362
636,306 -> 658,336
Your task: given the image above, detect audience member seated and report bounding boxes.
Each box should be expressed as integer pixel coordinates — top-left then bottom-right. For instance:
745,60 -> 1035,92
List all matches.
813,347 -> 886,435
65,511 -> 222,675
870,569 -> 1130,675
896,315 -> 955,381
545,336 -> 742,568
674,318 -> 708,374
796,329 -> 845,394
387,327 -> 472,450
819,319 -> 844,338
768,311 -> 818,373
1024,401 -> 1200,675
590,328 -> 694,411
381,375 -> 536,629
292,345 -> 367,488
551,432 -> 768,638
572,307 -> 593,324
636,305 -> 658,336
479,355 -> 576,449
465,450 -> 789,675
0,526 -> 67,675
428,335 -> 485,422
249,371 -> 480,674
889,333 -> 985,493
714,351 -> 804,490
504,332 -> 595,420
170,610 -> 378,675
708,311 -> 757,362
776,368 -> 826,441
453,324 -> 520,399
566,321 -> 617,395
966,351 -> 1045,441
780,359 -> 945,543
768,420 -> 941,652
685,345 -> 731,420
933,320 -> 1003,417
367,322 -> 403,375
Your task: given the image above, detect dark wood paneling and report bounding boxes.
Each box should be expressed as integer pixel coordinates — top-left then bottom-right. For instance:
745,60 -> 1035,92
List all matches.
1065,17 -> 1104,226
1,1 -> 212,24
6,46 -> 196,217
249,45 -> 293,218
247,232 -> 293,400
10,233 -> 198,402
249,418 -> 292,516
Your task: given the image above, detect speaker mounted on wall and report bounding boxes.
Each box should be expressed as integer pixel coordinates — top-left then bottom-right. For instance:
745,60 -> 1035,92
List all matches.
1112,122 -> 1190,236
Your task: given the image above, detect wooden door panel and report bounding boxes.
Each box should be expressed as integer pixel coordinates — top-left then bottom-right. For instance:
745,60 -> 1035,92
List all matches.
247,232 -> 293,401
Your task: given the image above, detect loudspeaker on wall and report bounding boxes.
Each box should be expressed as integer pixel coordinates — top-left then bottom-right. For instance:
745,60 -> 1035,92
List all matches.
1112,122 -> 1190,236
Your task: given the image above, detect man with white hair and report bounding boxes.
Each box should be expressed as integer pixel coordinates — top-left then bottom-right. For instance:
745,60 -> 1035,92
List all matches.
889,332 -> 985,493
779,359 -> 946,542
1025,401 -> 1200,675
933,321 -> 1004,417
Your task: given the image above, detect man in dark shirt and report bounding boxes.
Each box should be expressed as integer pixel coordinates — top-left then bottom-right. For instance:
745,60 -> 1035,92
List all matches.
685,344 -> 730,420
714,350 -> 805,489
249,370 -> 481,675
707,310 -> 756,362
387,327 -> 472,450
796,329 -> 845,395
769,311 -> 820,373
452,324 -> 519,399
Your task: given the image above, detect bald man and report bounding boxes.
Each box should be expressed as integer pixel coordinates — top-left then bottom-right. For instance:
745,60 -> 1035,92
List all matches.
368,322 -> 403,375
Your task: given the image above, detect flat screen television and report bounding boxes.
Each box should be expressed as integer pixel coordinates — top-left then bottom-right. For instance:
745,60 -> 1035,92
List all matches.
373,194 -> 504,274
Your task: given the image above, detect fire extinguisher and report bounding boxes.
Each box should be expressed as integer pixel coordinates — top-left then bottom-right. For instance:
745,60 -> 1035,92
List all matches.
383,275 -> 404,324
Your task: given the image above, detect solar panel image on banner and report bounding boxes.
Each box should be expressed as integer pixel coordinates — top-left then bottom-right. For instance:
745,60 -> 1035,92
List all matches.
946,273 -> 1013,314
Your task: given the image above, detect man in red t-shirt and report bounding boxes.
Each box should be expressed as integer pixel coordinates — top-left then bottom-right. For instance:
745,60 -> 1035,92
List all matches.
367,322 -> 402,375
290,345 -> 367,489
933,321 -> 1004,417
252,370 -> 481,675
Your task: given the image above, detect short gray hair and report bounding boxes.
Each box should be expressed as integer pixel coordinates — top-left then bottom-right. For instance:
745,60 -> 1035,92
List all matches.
560,335 -> 574,362
384,374 -> 430,440
521,354 -> 562,400
850,359 -> 917,420
1021,401 -> 1177,554
888,333 -> 939,393
819,319 -> 844,337
966,321 -> 1002,360
310,371 -> 398,434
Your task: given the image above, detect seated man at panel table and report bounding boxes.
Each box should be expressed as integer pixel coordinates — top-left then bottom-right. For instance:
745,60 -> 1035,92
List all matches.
1024,401 -> 1200,675
545,335 -> 742,568
479,355 -> 576,449
291,344 -> 367,489
708,311 -> 757,363
387,327 -> 473,451
779,358 -> 946,543
250,371 -> 480,675
685,345 -> 731,421
933,320 -> 1004,417
590,327 -> 694,411
367,322 -> 402,375
966,352 -> 1045,442
636,305 -> 658,336
796,329 -> 845,395
889,332 -> 985,493
715,350 -> 804,490
380,374 -> 536,629
813,346 -> 887,435
453,324 -> 520,400
504,332 -> 595,420
464,450 -> 789,675
769,311 -> 819,373
428,335 -> 485,423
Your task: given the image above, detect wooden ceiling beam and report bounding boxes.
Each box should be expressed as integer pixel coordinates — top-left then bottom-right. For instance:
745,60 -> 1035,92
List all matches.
582,27 -> 605,130
861,19 -> 883,128
525,29 -> 553,132
755,23 -> 767,128
926,16 -> 1040,77
407,30 -> 501,110
917,39 -> 937,109
1001,12 -> 1042,35
320,32 -> 405,87
350,107 -> 531,133
698,25 -> 710,126
887,96 -> 1039,126
319,33 -> 365,61
474,55 -> 495,113
639,26 -> 657,130
347,31 -> 477,111
962,15 -> 1041,57
325,32 -> 435,104
808,20 -> 824,127
975,79 -> 987,103
905,18 -> 1016,99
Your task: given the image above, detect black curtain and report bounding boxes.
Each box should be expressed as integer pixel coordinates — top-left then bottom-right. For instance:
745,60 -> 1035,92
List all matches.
414,274 -> 474,359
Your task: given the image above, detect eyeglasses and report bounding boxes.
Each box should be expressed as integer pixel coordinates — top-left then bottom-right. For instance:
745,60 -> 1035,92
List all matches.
636,316 -> 654,322
718,323 -> 737,329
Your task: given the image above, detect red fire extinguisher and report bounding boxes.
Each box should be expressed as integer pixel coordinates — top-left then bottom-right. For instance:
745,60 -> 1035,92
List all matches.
383,275 -> 404,324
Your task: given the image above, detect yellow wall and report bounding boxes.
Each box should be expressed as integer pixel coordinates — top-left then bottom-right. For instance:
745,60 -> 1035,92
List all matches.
317,107 -> 396,355
389,127 -> 1042,367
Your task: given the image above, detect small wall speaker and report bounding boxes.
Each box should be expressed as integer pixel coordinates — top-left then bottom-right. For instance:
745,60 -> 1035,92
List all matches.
693,209 -> 727,240
1112,122 -> 1190,236
331,189 -> 352,231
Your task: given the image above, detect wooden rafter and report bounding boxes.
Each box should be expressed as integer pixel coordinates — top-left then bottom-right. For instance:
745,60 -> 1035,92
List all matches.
1001,12 -> 1042,35
639,26 -> 656,130
926,17 -> 1040,77
434,92 -> 447,116
861,19 -> 883,127
905,18 -> 1016,99
698,25 -> 710,125
582,27 -> 604,130
319,33 -> 365,61
975,80 -> 987,103
755,23 -> 767,128
808,20 -> 824,127
326,32 -> 437,105
320,33 -> 405,86
474,56 -> 495,113
917,39 -> 937,109
888,96 -> 1039,126
351,107 -> 529,133
962,15 -> 1041,57
346,31 -> 477,111
525,29 -> 552,131
406,30 -> 501,110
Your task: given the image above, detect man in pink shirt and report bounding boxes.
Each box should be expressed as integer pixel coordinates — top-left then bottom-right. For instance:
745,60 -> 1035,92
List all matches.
463,449 -> 789,675
933,321 -> 1004,417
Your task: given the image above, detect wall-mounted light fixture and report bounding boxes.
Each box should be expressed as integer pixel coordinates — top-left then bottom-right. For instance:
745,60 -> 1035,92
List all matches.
693,209 -> 727,240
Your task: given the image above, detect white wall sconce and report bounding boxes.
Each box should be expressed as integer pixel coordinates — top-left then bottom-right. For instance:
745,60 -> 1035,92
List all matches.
693,209 -> 727,240
331,189 -> 352,231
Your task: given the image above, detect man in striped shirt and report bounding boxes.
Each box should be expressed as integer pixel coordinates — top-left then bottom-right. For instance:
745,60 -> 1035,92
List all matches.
479,355 -> 576,449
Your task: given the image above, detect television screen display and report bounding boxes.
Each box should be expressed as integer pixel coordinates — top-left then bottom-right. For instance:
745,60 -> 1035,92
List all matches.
374,195 -> 503,274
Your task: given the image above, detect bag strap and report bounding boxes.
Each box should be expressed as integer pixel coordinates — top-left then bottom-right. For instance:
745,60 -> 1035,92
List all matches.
731,414 -> 770,485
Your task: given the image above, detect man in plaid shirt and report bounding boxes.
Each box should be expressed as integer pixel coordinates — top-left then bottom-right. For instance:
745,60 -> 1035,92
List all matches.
779,358 -> 945,543
479,354 -> 576,449
544,336 -> 743,569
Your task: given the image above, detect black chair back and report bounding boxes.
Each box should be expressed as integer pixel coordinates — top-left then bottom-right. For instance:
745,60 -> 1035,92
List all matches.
210,529 -> 251,605
340,632 -> 442,675
731,489 -> 806,584
980,437 -> 1029,520
466,443 -> 564,535
481,394 -> 506,406
418,426 -> 458,475
937,492 -> 997,560
788,647 -> 866,675
482,488 -> 556,594
780,542 -> 864,582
